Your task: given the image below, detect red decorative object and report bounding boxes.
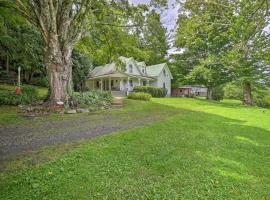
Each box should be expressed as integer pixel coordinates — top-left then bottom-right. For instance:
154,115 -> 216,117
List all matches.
15,86 -> 22,95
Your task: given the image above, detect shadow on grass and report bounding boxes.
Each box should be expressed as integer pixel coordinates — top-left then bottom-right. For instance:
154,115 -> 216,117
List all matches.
1,99 -> 270,199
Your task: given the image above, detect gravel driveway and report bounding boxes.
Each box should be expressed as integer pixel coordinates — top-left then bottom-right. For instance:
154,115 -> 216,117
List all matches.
0,109 -> 176,159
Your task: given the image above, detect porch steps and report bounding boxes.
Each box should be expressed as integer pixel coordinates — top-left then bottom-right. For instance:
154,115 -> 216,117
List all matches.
111,91 -> 126,97
112,97 -> 124,108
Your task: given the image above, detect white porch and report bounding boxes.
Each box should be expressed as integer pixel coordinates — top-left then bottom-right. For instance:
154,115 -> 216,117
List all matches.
86,74 -> 153,96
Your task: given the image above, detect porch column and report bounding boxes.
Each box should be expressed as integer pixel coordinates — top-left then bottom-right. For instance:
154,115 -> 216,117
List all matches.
109,77 -> 111,91
100,79 -> 103,91
92,80 -> 95,90
120,79 -> 122,91
147,80 -> 150,86
127,77 -> 130,93
138,78 -> 141,86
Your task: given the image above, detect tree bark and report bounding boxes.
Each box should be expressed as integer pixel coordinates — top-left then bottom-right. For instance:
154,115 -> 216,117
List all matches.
45,35 -> 73,103
14,0 -> 90,105
206,86 -> 213,100
243,82 -> 252,106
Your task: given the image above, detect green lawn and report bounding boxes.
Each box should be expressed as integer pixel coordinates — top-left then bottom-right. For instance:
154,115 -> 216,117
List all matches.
0,83 -> 48,99
1,98 -> 270,199
0,84 -> 48,126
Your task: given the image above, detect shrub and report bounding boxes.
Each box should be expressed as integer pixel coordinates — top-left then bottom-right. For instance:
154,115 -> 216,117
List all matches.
212,86 -> 224,101
223,82 -> 243,100
127,92 -> 151,101
0,85 -> 38,105
74,90 -> 112,107
253,89 -> 270,108
133,86 -> 167,97
28,77 -> 48,87
0,70 -> 10,79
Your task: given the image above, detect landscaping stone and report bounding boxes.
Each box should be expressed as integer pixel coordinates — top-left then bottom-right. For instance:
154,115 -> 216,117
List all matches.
76,108 -> 89,113
65,109 -> 77,114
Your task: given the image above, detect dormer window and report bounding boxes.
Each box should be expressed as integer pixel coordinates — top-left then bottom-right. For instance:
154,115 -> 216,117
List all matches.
142,68 -> 145,73
129,64 -> 133,73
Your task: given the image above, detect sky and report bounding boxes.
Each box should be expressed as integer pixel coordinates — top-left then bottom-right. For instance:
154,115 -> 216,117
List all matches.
129,0 -> 179,31
130,0 -> 181,54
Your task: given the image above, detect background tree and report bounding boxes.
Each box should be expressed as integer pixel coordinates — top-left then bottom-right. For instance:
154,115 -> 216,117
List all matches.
0,4 -> 24,75
0,5 -> 44,83
174,0 -> 269,104
72,49 -> 92,92
139,10 -> 168,64
222,0 -> 270,105
175,0 -> 232,99
76,4 -> 168,66
7,0 -> 98,103
186,57 -> 229,99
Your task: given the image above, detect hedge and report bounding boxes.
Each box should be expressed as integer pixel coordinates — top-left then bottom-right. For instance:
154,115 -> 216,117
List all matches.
133,86 -> 167,97
127,92 -> 151,101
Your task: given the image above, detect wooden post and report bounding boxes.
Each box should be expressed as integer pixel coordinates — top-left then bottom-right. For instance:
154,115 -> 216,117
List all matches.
138,78 -> 141,86
100,79 -> 103,91
109,77 -> 111,91
120,78 -> 122,91
92,80 -> 95,90
147,79 -> 149,86
127,77 -> 130,95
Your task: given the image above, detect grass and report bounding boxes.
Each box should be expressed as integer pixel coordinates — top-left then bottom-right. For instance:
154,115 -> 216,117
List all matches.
1,98 -> 270,199
0,83 -> 48,99
0,84 -> 48,126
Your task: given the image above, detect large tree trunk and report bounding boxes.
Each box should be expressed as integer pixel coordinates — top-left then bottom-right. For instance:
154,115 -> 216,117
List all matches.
206,86 -> 213,100
45,35 -> 73,104
243,82 -> 252,106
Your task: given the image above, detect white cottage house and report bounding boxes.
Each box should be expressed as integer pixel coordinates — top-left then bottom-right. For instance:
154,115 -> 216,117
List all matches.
86,56 -> 173,96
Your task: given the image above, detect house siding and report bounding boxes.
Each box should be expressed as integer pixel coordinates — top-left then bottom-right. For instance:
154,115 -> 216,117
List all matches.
125,60 -> 141,76
87,57 -> 173,97
150,66 -> 171,96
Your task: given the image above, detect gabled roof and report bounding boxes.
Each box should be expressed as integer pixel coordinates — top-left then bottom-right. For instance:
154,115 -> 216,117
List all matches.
90,63 -> 116,77
146,63 -> 173,79
119,56 -> 144,76
146,63 -> 166,76
136,61 -> 146,67
89,56 -> 172,79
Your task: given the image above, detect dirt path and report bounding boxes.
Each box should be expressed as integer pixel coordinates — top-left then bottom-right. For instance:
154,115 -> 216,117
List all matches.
0,107 -> 177,159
